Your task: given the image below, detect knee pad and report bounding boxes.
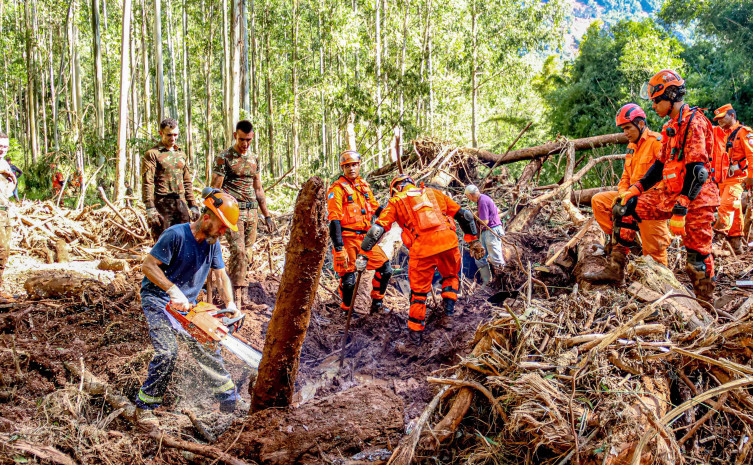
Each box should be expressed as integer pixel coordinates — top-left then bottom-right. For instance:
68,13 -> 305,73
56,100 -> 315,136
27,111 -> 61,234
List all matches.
341,271 -> 356,291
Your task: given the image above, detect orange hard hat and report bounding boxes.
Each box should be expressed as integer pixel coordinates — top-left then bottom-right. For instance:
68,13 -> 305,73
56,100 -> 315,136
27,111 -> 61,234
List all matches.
339,150 -> 361,166
201,187 -> 239,231
389,174 -> 414,196
713,104 -> 734,120
640,70 -> 685,101
615,103 -> 647,127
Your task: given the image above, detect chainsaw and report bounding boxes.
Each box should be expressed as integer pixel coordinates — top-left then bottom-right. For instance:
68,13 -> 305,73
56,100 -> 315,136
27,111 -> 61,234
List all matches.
165,301 -> 263,369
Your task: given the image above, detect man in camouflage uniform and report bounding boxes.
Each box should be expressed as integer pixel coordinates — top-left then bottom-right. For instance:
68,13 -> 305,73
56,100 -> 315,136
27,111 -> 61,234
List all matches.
0,132 -> 16,302
211,120 -> 275,306
142,118 -> 201,240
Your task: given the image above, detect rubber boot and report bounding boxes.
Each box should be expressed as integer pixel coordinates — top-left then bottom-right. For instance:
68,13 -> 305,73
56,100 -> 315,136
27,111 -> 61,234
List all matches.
582,246 -> 629,285
478,264 -> 492,286
686,265 -> 715,304
369,299 -> 390,315
440,298 -> 456,330
728,236 -> 745,256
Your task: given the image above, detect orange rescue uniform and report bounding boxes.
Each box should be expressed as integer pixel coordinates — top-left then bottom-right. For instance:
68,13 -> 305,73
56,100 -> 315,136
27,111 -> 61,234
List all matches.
374,185 -> 463,332
592,130 -> 671,265
327,175 -> 389,310
711,122 -> 753,238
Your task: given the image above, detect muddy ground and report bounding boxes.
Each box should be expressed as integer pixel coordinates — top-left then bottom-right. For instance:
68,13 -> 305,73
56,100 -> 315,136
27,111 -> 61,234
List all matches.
0,225 -> 550,464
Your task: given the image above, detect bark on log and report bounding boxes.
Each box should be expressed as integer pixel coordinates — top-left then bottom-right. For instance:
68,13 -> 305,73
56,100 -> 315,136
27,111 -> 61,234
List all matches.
24,272 -> 100,299
469,132 -> 628,166
251,176 -> 328,412
572,220 -> 607,287
571,186 -> 617,206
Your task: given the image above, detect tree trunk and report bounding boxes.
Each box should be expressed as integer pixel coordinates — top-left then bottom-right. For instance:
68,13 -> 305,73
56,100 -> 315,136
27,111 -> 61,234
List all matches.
250,0 -> 258,154
181,0 -> 192,163
470,0 -> 478,148
24,0 -> 39,162
470,133 -> 629,166
375,0 -> 382,166
264,14 -> 273,176
48,33 -> 59,151
115,0 -> 132,202
204,2 -> 214,183
290,0 -> 299,181
154,0 -> 165,120
250,176 -> 328,412
164,2 -> 179,118
240,0 -> 249,114
140,0 -> 150,133
92,0 -> 105,139
230,0 -> 241,136
222,0 -> 231,144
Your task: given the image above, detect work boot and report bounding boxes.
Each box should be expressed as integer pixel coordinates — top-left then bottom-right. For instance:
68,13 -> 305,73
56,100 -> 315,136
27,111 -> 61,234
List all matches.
369,299 -> 390,315
443,297 -> 456,316
581,246 -> 629,285
686,265 -> 716,304
407,329 -> 423,346
134,407 -> 160,430
477,264 -> 492,286
728,236 -> 746,256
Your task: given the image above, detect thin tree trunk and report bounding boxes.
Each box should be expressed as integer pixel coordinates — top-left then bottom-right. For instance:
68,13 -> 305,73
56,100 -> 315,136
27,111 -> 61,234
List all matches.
375,0 -> 382,166
318,11 -> 326,163
92,0 -> 105,139
140,0 -> 150,132
250,0 -> 258,154
230,0 -> 241,133
24,0 -> 39,162
222,0 -> 231,144
130,7 -> 140,192
39,49 -> 49,155
291,0 -> 299,181
154,0 -> 165,120
181,0 -> 192,163
164,2 -> 179,118
399,0 -> 408,120
48,33 -> 59,151
115,0 -> 132,202
240,0 -> 249,114
204,3 -> 214,183
471,0 -> 478,148
265,13 -> 274,177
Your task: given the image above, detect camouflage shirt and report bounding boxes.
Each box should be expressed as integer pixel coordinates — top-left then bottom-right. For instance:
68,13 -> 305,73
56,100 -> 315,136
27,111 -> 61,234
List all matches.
213,146 -> 259,202
142,143 -> 197,209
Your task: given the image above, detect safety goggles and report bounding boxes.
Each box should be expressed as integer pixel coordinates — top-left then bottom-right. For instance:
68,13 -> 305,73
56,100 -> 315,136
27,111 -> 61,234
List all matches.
640,82 -> 665,101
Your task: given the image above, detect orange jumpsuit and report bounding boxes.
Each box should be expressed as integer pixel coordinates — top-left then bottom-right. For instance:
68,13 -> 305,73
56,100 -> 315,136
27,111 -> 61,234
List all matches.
711,122 -> 753,238
592,130 -> 671,265
374,185 -> 463,332
327,175 -> 389,311
628,105 -> 719,275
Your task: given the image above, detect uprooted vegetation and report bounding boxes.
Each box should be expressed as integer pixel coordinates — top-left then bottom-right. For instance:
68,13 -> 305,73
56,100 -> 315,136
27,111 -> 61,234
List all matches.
2,134 -> 753,465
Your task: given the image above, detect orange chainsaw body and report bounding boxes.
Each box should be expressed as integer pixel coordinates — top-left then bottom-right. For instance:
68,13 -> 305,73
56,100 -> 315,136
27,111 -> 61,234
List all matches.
165,301 -> 229,347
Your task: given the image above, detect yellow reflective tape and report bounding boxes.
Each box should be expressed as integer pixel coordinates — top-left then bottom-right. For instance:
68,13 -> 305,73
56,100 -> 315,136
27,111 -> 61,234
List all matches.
138,389 -> 163,404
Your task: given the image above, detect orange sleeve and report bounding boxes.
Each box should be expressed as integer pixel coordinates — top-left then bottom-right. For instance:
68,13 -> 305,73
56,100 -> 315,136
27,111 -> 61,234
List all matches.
434,189 -> 461,217
683,116 -> 713,165
326,184 -> 345,221
375,198 -> 399,232
743,129 -> 753,171
617,153 -> 632,193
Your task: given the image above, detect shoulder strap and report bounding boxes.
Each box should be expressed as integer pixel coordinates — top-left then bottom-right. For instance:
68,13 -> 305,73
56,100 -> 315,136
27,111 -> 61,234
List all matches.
678,107 -> 700,162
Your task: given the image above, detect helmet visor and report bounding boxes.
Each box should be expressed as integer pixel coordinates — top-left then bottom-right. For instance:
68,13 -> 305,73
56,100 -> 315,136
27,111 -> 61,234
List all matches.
639,82 -> 651,100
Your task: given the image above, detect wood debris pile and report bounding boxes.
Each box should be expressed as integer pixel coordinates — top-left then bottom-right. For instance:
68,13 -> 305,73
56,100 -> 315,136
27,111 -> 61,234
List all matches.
11,199 -> 148,262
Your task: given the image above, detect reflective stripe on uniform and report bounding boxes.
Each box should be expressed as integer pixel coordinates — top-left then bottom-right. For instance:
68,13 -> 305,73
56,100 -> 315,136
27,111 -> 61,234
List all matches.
212,379 -> 236,394
138,389 -> 163,405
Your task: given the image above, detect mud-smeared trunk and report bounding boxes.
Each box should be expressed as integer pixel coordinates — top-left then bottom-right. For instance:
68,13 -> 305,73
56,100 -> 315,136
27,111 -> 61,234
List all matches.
251,176 -> 328,412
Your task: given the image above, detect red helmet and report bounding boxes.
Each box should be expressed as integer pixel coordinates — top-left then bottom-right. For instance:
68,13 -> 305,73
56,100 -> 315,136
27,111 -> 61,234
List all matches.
389,174 -> 414,196
640,69 -> 685,101
339,150 -> 361,167
615,103 -> 646,127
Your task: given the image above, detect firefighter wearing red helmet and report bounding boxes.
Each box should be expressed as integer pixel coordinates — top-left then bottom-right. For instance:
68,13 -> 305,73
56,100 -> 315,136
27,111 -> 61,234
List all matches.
358,175 -> 484,344
594,70 -> 719,303
586,103 -> 671,283
326,150 -> 393,316
709,104 -> 753,255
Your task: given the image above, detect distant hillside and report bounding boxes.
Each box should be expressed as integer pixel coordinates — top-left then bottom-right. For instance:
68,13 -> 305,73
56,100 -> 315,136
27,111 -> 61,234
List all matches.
562,0 -> 663,55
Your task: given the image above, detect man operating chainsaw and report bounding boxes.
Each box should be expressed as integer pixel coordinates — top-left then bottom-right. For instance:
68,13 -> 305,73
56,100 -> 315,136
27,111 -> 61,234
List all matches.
135,188 -> 245,426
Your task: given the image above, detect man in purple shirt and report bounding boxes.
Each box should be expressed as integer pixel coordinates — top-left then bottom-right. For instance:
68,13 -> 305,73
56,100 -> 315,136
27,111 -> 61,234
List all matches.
465,184 -> 505,285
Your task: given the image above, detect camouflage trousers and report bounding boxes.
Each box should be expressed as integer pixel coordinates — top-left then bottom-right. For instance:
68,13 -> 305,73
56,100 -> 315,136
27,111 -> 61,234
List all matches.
150,194 -> 191,240
0,208 -> 10,286
225,208 -> 259,287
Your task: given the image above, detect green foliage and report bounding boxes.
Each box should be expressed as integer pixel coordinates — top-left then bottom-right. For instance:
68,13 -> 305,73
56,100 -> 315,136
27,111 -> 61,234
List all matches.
546,19 -> 684,140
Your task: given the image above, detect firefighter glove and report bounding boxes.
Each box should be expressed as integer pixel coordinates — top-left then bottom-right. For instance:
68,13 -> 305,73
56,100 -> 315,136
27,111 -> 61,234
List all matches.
146,208 -> 163,227
669,197 -> 689,236
333,249 -> 349,274
355,254 -> 369,272
166,284 -> 190,312
617,184 -> 642,205
470,240 -> 486,260
189,206 -> 201,221
743,177 -> 753,191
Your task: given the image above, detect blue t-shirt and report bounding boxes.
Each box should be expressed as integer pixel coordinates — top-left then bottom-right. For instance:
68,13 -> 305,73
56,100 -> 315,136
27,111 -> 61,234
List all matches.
141,223 -> 225,305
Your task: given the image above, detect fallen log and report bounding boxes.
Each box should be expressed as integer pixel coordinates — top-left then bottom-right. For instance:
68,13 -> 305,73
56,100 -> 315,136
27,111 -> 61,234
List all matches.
469,132 -> 628,166
571,186 -> 617,206
251,176 -> 328,412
